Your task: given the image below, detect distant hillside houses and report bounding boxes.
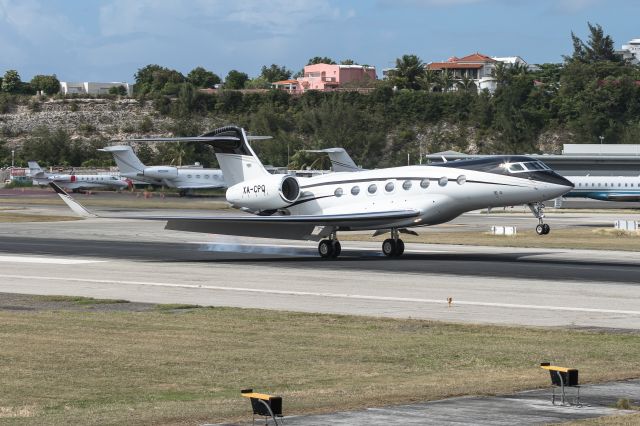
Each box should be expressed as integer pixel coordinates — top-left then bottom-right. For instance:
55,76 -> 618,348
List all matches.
619,38 -> 640,64
59,81 -> 133,96
272,63 -> 376,94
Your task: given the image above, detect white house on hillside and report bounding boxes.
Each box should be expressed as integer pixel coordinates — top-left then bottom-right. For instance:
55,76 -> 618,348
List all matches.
619,38 -> 640,64
59,81 -> 133,96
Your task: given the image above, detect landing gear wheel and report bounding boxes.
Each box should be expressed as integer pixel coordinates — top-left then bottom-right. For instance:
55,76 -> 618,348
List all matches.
382,238 -> 396,257
394,239 -> 405,257
318,239 -> 333,258
536,224 -> 544,235
330,240 -> 341,258
542,224 -> 550,235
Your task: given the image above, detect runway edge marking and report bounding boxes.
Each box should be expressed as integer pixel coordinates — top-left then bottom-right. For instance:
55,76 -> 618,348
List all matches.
2,274 -> 640,316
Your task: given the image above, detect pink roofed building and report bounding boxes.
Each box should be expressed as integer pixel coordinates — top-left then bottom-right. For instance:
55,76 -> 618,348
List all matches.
286,63 -> 377,93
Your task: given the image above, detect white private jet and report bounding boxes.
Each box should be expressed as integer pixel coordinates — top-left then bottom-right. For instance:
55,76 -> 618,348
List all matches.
99,145 -> 225,195
563,175 -> 640,202
51,125 -> 573,259
28,161 -> 130,192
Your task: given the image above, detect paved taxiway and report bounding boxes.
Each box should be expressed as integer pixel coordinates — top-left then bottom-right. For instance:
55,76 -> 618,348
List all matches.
1,207 -> 640,330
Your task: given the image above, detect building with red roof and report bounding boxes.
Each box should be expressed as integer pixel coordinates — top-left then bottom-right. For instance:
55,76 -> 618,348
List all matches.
426,52 -> 498,92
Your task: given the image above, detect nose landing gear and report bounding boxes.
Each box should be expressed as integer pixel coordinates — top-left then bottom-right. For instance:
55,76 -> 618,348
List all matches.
528,202 -> 550,235
382,229 -> 405,257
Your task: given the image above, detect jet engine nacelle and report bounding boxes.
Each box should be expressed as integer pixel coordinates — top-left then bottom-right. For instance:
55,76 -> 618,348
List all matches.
141,166 -> 179,179
226,175 -> 300,210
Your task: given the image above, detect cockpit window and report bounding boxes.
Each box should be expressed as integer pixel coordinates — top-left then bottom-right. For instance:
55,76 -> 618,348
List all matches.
506,161 -> 550,173
524,161 -> 548,171
507,163 -> 525,172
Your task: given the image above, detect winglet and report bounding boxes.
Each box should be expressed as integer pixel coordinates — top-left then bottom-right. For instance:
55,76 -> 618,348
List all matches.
49,183 -> 97,218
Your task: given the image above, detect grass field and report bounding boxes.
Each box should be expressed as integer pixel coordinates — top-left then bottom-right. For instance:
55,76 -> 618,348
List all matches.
341,227 -> 640,251
0,301 -> 639,425
0,212 -> 80,223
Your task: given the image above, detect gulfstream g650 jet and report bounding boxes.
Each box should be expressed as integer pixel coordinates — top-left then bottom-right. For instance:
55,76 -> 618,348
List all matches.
51,126 -> 573,259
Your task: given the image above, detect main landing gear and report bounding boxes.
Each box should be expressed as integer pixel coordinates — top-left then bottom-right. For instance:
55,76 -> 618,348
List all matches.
382,229 -> 405,257
528,202 -> 550,235
318,232 -> 341,259
317,229 -> 407,259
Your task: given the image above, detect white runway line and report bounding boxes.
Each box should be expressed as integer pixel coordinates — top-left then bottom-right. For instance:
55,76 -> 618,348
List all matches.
1,273 -> 639,316
0,255 -> 106,265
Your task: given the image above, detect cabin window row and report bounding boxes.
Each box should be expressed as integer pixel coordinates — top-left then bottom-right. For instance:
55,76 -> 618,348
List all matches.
577,182 -> 637,188
334,176 -> 466,197
187,174 -> 216,179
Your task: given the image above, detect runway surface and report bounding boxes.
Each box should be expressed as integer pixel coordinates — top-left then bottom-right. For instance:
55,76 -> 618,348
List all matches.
1,210 -> 640,330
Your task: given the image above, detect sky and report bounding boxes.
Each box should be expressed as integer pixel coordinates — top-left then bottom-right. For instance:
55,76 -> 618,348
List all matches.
0,0 -> 638,83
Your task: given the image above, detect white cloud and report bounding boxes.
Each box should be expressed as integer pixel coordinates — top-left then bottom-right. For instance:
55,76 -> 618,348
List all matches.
98,0 -> 342,38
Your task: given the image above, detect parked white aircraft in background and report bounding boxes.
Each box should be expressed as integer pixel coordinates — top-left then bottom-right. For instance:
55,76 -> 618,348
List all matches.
99,145 -> 225,195
28,161 -> 130,192
52,126 -> 574,259
563,175 -> 640,202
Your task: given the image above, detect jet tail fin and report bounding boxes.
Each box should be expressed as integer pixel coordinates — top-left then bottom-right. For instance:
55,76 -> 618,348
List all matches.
98,145 -> 145,176
49,183 -> 97,218
28,161 -> 45,177
305,148 -> 363,172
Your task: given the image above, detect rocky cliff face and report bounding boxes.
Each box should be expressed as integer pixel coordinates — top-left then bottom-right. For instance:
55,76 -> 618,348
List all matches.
0,98 -> 173,147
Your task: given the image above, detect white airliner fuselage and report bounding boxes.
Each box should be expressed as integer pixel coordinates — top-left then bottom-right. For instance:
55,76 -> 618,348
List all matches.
51,126 -> 574,259
28,161 -> 129,192
564,175 -> 640,202
99,145 -> 225,194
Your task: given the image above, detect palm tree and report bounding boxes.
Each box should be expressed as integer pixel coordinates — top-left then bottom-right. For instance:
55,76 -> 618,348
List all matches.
492,62 -> 510,85
457,74 -> 477,92
438,69 -> 454,93
392,54 -> 425,90
420,69 -> 437,92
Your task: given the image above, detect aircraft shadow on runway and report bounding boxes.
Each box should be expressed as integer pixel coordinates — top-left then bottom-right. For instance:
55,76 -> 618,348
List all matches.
1,236 -> 638,283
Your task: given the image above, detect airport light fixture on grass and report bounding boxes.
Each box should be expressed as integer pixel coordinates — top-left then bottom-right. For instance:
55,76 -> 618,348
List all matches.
1,300 -> 640,424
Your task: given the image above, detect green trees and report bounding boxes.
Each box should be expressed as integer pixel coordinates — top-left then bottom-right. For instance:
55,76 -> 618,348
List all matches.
260,64 -> 292,82
224,70 -> 249,89
2,70 -> 22,93
187,67 -> 221,88
30,75 -> 60,95
307,57 -> 336,65
134,65 -> 185,95
389,54 -> 425,90
108,85 -> 127,96
568,22 -> 620,64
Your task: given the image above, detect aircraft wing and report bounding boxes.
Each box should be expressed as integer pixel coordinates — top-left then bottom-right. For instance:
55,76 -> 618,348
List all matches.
163,210 -> 421,240
50,182 -> 420,240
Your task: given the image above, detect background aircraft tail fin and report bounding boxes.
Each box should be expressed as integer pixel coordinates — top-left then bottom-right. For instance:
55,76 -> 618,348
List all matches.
27,161 -> 45,176
99,145 -> 145,176
305,148 -> 362,172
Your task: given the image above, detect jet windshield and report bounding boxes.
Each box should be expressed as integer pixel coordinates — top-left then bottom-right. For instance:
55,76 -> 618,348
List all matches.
504,161 -> 551,173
